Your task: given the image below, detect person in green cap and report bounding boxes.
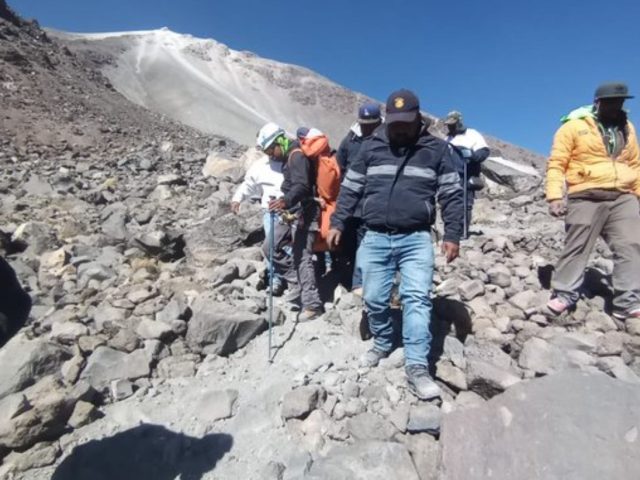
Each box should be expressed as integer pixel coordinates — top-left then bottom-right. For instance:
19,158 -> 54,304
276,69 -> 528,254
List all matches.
444,111 -> 490,238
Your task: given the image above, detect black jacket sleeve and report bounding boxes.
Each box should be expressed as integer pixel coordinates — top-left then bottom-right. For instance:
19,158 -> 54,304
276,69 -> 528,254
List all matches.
283,150 -> 313,208
331,147 -> 367,232
336,134 -> 350,181
437,145 -> 464,244
471,146 -> 490,163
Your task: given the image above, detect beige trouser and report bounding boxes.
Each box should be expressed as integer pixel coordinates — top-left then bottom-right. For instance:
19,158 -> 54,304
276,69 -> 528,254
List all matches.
552,193 -> 640,313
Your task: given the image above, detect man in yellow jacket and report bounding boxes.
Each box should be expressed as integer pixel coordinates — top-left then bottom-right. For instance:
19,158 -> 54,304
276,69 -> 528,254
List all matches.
546,82 -> 640,320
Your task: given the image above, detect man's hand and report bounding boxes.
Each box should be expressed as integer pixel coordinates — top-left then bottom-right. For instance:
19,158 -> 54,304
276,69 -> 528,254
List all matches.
268,197 -> 287,212
231,201 -> 240,215
548,199 -> 567,217
316,197 -> 327,210
441,241 -> 459,264
327,228 -> 342,250
459,147 -> 473,159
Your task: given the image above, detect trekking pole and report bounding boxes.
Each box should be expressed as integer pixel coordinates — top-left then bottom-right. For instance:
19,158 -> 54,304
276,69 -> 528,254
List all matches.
268,204 -> 276,363
463,158 -> 468,239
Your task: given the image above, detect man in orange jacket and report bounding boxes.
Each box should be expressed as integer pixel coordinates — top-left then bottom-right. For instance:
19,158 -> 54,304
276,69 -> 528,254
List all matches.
546,82 -> 640,320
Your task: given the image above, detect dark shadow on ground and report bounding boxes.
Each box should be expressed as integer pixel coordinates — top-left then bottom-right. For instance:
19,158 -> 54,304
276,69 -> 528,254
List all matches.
537,264 -> 554,290
582,267 -> 614,314
51,424 -> 233,480
0,256 -> 32,348
428,297 -> 472,373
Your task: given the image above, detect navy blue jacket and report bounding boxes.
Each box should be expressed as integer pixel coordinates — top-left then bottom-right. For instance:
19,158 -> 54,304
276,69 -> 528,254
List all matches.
331,125 -> 464,244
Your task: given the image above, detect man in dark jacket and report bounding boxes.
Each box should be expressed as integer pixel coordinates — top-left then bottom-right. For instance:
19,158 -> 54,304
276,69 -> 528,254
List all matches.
259,123 -> 323,322
335,103 -> 383,293
328,89 -> 464,400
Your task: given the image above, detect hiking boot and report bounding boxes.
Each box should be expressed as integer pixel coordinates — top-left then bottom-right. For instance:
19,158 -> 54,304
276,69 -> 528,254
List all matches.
297,309 -> 323,323
545,297 -> 574,316
406,364 -> 441,401
283,289 -> 301,312
612,307 -> 640,321
359,347 -> 390,368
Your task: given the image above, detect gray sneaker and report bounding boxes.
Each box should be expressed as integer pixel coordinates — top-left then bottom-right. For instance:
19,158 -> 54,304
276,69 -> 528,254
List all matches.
359,347 -> 390,368
406,364 -> 441,400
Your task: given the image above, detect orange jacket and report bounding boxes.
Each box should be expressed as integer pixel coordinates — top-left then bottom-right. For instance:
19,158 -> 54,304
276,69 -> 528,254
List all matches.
545,114 -> 640,201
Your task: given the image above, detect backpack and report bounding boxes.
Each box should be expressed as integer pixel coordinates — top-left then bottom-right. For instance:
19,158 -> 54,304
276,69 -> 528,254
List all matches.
299,133 -> 341,252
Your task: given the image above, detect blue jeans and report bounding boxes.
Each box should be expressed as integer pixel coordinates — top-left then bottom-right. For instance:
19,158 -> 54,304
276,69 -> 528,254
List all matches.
358,230 -> 435,367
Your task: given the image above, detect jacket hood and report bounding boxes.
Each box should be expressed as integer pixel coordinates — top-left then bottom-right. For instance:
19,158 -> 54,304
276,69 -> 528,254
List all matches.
561,105 -> 596,124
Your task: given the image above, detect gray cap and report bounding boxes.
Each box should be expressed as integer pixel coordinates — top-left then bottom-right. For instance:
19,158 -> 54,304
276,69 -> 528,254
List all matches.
594,82 -> 634,100
444,111 -> 463,125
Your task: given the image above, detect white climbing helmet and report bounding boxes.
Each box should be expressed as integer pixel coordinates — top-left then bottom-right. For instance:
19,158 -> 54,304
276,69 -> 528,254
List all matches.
256,122 -> 285,151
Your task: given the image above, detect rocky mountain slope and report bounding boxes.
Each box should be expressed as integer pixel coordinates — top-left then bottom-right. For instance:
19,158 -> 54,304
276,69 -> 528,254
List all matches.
1,1 -> 639,479
50,27 -> 546,172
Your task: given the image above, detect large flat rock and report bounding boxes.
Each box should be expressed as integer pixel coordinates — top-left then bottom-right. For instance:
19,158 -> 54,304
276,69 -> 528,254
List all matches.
441,371 -> 640,480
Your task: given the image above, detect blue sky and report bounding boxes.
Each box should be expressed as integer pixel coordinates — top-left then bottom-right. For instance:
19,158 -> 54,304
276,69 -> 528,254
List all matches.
10,0 -> 640,155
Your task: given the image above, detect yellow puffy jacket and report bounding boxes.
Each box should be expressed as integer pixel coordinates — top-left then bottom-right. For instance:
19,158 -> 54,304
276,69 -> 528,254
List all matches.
545,113 -> 640,201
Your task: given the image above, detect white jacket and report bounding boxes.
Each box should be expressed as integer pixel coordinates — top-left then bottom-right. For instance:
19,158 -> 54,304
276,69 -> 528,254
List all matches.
232,156 -> 284,209
446,128 -> 488,151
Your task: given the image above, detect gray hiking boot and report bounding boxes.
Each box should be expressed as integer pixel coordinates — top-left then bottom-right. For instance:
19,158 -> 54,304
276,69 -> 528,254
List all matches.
282,288 -> 301,312
406,364 -> 441,400
359,347 -> 390,368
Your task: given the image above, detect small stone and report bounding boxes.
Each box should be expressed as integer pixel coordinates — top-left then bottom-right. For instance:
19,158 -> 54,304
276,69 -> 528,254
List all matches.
110,379 -> 134,401
195,389 -> 239,422
487,265 -> 512,288
67,401 -> 100,428
407,404 -> 442,435
347,412 -> 397,441
626,318 -> 640,336
50,322 -> 89,344
136,318 -> 173,340
281,386 -> 325,420
459,279 -> 485,301
436,360 -> 468,390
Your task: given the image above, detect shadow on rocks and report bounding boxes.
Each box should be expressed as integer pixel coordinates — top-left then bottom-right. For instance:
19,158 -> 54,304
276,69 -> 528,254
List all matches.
582,267 -> 614,313
537,264 -> 554,290
51,424 -> 233,480
0,256 -> 32,349
428,297 -> 472,373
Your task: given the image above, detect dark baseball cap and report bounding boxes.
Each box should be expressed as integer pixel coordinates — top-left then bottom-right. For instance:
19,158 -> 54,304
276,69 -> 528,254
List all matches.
385,89 -> 420,124
594,82 -> 634,100
358,103 -> 382,124
296,126 -> 309,139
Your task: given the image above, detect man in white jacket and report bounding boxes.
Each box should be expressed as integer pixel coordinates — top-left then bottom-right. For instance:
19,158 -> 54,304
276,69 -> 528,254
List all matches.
231,150 -> 288,294
444,111 -> 490,238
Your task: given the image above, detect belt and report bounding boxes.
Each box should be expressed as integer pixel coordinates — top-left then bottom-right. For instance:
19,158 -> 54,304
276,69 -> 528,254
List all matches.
367,225 -> 428,235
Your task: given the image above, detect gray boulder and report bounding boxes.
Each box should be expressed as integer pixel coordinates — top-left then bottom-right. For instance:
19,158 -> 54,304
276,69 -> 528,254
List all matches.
440,371 -> 640,480
79,347 -> 150,391
0,336 -> 71,400
186,295 -> 266,355
305,441 -> 420,480
482,156 -> 542,193
281,386 -> 325,420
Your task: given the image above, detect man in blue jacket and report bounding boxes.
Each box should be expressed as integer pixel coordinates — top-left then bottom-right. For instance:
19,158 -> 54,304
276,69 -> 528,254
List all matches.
328,89 -> 464,400
335,102 -> 383,293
